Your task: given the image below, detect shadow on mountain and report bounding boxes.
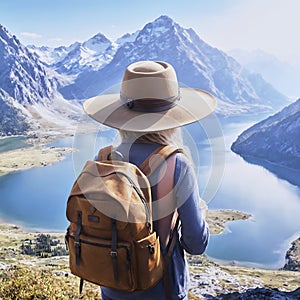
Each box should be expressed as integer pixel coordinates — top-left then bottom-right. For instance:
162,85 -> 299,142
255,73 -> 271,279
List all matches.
203,287 -> 300,299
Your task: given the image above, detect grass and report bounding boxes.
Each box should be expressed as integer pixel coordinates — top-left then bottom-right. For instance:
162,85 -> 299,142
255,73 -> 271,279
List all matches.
0,212 -> 299,299
0,265 -> 102,300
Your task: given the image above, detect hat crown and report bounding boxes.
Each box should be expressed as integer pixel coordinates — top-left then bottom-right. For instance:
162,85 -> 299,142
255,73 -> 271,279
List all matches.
83,60 -> 216,132
128,61 -> 165,74
121,61 -> 179,101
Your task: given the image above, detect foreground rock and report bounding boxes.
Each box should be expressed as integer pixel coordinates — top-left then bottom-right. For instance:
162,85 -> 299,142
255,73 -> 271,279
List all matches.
283,237 -> 300,272
188,255 -> 300,299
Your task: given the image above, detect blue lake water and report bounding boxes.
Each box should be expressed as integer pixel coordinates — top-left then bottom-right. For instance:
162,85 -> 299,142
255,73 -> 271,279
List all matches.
0,119 -> 299,269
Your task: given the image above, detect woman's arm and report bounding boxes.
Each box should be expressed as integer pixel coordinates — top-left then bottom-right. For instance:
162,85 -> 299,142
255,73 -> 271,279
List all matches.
174,153 -> 210,255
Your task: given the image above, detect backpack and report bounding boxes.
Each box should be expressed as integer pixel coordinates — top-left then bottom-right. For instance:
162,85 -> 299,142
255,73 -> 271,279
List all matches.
65,144 -> 182,294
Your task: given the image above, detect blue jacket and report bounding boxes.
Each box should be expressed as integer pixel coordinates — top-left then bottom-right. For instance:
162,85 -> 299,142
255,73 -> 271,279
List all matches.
101,142 -> 209,300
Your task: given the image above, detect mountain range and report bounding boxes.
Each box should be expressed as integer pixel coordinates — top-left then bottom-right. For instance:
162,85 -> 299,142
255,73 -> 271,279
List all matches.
231,98 -> 300,186
229,49 -> 300,98
0,15 -> 289,135
0,25 -> 81,136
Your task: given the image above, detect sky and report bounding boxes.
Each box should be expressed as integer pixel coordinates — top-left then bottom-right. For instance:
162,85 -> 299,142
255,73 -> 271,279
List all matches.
1,0 -> 300,64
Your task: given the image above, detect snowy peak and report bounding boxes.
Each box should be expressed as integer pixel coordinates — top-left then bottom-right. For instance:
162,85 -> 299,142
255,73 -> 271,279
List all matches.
0,25 -> 81,135
150,15 -> 177,32
135,15 -> 181,44
145,15 -> 176,30
0,24 -> 21,50
115,30 -> 140,47
0,24 -> 58,106
59,15 -> 287,113
82,33 -> 111,54
29,32 -> 115,75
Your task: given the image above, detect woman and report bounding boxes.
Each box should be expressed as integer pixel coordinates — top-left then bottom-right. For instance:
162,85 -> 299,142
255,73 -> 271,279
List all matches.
83,60 -> 216,300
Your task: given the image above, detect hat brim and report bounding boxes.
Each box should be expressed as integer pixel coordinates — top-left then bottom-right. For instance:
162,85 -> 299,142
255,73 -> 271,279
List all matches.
83,88 -> 217,132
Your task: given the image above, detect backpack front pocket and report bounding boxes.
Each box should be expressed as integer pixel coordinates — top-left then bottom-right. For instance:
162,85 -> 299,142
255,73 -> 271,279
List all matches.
66,233 -> 136,291
134,231 -> 164,290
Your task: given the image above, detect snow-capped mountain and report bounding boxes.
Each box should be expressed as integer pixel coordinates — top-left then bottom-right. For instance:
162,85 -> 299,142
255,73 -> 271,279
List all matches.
56,15 -> 287,114
0,25 -> 59,105
231,98 -> 300,179
0,25 -> 80,135
229,49 -> 300,98
29,33 -> 117,76
115,30 -> 140,47
1,16 -> 291,135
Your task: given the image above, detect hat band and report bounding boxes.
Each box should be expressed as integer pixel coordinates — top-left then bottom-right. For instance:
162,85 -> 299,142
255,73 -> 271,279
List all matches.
120,92 -> 180,113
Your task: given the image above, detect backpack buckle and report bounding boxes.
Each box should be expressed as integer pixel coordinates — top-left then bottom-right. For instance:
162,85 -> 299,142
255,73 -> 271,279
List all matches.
148,244 -> 155,255
110,251 -> 118,257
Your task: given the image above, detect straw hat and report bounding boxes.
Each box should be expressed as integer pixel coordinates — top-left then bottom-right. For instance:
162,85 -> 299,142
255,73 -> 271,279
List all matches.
83,61 -> 216,132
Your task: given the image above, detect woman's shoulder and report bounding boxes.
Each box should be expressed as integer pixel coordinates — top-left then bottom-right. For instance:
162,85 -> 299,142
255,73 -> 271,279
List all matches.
174,150 -> 194,170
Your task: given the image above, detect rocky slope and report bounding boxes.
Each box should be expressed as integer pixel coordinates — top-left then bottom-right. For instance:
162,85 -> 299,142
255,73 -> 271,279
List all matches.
0,210 -> 299,299
0,25 -> 81,136
231,98 -> 300,185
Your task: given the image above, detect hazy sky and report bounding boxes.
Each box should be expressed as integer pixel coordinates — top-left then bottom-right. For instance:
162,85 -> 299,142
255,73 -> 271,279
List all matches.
1,0 -> 300,64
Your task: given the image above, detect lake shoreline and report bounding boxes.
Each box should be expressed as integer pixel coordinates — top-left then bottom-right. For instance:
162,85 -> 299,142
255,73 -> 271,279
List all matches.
0,143 -> 75,177
0,131 -> 75,177
1,208 -> 299,273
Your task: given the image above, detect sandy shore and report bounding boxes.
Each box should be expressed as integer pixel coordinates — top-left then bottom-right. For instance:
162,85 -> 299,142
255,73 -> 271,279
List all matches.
207,209 -> 252,235
0,145 -> 75,176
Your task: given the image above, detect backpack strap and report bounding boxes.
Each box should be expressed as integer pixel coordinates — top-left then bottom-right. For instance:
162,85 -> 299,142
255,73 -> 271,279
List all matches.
140,145 -> 183,177
155,148 -> 179,300
97,145 -> 113,161
140,145 -> 182,300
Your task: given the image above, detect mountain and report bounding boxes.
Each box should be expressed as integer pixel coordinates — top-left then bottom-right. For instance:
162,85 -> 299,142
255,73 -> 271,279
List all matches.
28,33 -> 116,76
1,15 -> 290,136
231,98 -> 300,185
229,49 -> 300,98
55,16 -> 287,114
0,25 -> 80,136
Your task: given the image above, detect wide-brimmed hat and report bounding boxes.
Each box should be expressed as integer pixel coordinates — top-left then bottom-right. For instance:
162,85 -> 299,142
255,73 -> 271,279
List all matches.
83,61 -> 216,132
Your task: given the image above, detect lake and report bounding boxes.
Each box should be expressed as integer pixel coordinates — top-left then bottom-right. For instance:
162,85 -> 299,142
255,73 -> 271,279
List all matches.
0,117 -> 299,269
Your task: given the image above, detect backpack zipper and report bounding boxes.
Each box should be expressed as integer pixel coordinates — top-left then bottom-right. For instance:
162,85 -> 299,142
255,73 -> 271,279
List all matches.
110,171 -> 152,231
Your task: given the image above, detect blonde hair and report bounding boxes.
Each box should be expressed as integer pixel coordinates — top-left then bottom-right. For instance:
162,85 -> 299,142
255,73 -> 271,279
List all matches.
118,128 -> 183,147
118,127 -> 192,160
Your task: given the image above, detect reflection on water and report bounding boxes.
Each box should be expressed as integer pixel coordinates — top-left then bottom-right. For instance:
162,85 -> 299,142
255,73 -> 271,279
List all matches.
206,149 -> 300,268
205,122 -> 300,269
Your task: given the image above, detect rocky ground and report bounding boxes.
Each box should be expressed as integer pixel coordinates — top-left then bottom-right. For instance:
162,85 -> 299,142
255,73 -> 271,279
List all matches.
0,209 -> 299,299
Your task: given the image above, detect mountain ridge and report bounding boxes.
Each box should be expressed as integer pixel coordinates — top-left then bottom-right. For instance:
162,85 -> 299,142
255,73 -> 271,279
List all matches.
0,24 -> 81,136
0,16 -> 290,135
229,48 -> 300,97
29,15 -> 288,115
231,98 -> 300,185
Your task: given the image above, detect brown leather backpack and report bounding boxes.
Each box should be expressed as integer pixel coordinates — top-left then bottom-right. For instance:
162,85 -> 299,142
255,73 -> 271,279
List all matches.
65,145 -> 181,294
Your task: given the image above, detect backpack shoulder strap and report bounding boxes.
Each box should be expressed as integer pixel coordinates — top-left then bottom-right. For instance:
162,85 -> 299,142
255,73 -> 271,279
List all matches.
140,145 -> 183,176
97,145 -> 113,161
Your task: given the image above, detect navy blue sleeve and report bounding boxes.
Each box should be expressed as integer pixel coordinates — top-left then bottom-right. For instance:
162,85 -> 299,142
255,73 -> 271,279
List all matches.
174,153 -> 209,255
